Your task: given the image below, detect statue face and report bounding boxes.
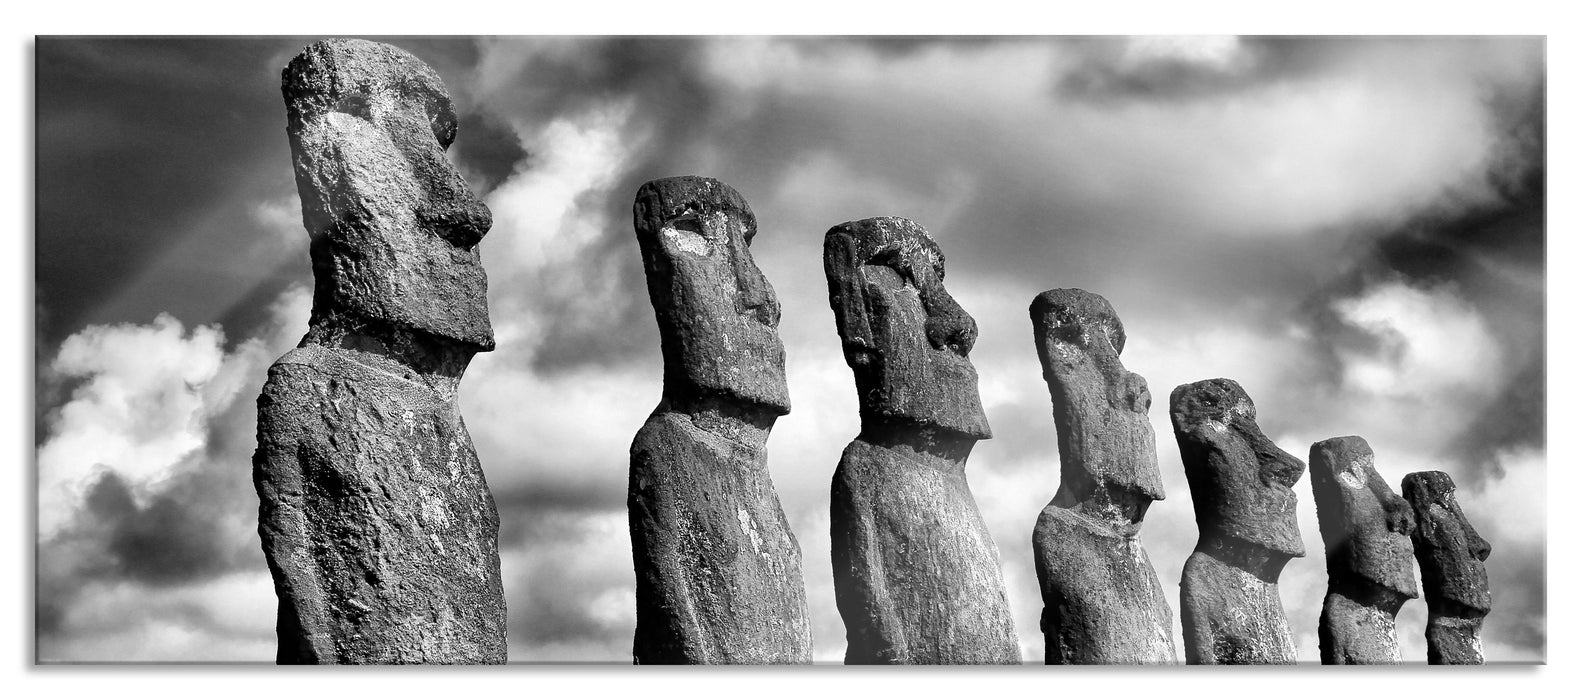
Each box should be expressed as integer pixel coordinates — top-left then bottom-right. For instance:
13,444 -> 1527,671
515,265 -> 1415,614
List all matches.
284,39 -> 494,350
1403,471 -> 1492,614
824,217 -> 990,440
1031,289 -> 1164,505
634,176 -> 790,414
1170,378 -> 1305,558
1309,437 -> 1418,598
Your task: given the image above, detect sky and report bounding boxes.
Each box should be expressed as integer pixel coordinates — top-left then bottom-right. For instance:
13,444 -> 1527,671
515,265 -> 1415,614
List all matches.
32,35 -> 1546,664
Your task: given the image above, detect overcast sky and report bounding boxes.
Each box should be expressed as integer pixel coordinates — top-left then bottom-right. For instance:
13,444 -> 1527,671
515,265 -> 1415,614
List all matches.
34,35 -> 1545,663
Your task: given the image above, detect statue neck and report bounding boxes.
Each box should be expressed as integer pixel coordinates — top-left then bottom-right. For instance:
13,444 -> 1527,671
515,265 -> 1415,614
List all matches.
659,393 -> 777,445
1051,482 -> 1149,537
302,309 -> 475,391
1196,529 -> 1292,583
857,416 -> 979,465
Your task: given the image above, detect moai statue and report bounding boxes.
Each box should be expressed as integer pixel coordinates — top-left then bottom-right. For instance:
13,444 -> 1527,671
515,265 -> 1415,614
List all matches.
1170,378 -> 1305,665
1402,471 -> 1493,665
627,176 -> 811,664
1309,437 -> 1418,664
1029,289 -> 1175,664
253,39 -> 505,664
824,216 -> 1020,665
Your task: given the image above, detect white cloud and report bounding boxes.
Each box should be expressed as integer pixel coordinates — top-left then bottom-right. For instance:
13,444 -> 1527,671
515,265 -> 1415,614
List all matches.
36,285 -> 311,661
1463,446 -> 1547,548
38,288 -> 312,537
1120,35 -> 1247,70
479,106 -> 634,355
1332,280 -> 1502,399
39,315 -> 229,536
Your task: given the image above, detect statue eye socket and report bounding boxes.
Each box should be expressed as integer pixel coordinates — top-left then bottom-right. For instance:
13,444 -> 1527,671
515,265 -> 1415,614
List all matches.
863,245 -> 914,284
333,92 -> 372,120
668,214 -> 704,234
660,213 -> 712,255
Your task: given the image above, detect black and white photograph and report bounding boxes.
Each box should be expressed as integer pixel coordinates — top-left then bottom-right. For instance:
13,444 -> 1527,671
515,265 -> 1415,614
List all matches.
19,10 -> 1563,682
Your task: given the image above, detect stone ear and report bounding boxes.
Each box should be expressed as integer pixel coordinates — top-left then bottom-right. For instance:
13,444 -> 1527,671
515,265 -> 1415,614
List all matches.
825,232 -> 876,359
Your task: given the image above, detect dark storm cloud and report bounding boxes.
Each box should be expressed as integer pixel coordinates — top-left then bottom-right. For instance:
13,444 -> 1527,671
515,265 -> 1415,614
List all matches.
37,38 -> 298,347
79,470 -> 236,585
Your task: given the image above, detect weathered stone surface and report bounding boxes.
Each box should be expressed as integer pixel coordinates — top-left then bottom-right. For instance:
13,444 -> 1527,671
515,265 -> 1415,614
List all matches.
1309,436 -> 1417,665
1402,470 -> 1492,665
1170,378 -> 1304,665
1029,289 -> 1174,665
628,176 -> 811,664
825,217 -> 1019,665
254,38 -> 504,664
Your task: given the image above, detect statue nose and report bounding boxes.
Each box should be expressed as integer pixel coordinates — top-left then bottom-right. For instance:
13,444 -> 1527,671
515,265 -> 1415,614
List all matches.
419,166 -> 492,249
1251,431 -> 1305,489
923,281 -> 976,356
733,239 -> 780,327
1469,532 -> 1493,562
406,107 -> 491,249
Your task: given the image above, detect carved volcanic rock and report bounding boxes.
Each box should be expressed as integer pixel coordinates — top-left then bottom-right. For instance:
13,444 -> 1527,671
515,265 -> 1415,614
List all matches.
825,217 -> 1019,665
1029,289 -> 1174,665
1309,436 -> 1418,664
254,38 -> 505,664
628,176 -> 810,664
1170,378 -> 1305,665
1402,471 -> 1492,665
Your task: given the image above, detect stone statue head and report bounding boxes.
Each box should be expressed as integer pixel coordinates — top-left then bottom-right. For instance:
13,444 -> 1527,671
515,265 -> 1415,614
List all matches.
1031,289 -> 1164,512
1309,437 -> 1418,599
1170,378 -> 1305,559
824,217 -> 990,440
633,176 -> 790,415
1402,471 -> 1492,615
283,38 -> 494,351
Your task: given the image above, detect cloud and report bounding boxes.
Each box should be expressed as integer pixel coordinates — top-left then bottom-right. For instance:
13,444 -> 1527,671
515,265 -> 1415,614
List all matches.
36,286 -> 310,661
1330,279 -> 1502,399
39,313 -> 234,536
